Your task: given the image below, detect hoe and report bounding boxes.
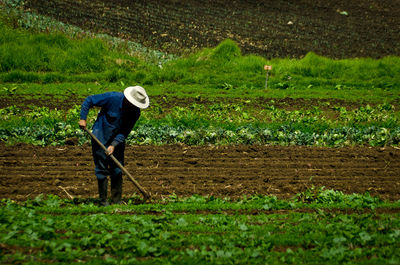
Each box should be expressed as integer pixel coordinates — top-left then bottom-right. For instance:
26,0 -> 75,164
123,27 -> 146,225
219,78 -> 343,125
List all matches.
84,127 -> 150,200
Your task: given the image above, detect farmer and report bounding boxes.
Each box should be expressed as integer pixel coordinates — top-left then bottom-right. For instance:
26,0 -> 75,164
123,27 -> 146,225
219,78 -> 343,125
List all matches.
79,86 -> 149,206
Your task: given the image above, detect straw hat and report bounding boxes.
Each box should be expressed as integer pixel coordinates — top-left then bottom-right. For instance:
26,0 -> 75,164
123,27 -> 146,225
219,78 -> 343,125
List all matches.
124,86 -> 149,109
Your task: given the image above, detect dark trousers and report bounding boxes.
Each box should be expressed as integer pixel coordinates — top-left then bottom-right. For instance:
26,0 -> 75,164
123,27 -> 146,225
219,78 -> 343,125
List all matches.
91,139 -> 125,180
92,139 -> 124,204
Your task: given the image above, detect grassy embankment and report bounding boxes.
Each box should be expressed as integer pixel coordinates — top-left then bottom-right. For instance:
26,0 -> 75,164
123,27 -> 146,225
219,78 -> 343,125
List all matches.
1,19 -> 399,101
0,17 -> 399,146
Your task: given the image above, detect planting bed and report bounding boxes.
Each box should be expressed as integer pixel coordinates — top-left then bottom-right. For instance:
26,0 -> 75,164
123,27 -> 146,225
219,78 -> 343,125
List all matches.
0,94 -> 379,113
23,0 -> 400,58
1,144 -> 399,201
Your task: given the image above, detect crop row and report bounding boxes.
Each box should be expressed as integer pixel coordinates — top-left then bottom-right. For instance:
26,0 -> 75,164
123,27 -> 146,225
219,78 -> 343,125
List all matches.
1,191 -> 399,264
0,104 -> 399,146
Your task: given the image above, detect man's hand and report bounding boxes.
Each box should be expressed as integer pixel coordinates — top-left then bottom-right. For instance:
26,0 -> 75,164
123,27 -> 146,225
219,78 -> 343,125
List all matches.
79,120 -> 87,130
106,145 -> 115,156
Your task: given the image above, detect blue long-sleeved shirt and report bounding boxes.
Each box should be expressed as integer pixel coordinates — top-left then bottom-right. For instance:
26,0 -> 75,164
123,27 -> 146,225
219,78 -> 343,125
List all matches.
80,92 -> 140,146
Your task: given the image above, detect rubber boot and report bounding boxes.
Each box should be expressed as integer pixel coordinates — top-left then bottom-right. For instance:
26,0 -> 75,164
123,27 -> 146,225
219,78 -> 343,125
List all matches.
111,174 -> 123,204
97,178 -> 109,206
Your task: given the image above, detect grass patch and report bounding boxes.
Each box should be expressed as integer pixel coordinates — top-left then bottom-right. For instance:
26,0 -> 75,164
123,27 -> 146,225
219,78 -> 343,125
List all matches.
0,18 -> 399,104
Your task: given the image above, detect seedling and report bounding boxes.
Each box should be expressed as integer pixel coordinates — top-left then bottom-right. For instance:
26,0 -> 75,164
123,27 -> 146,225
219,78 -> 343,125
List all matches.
3,86 -> 17,95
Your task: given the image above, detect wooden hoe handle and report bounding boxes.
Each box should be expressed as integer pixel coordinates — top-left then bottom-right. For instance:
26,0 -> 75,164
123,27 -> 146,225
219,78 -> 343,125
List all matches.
84,128 -> 150,199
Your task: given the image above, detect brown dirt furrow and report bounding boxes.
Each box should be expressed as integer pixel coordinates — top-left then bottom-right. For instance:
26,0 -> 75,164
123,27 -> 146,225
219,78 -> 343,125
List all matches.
22,0 -> 400,58
1,144 -> 400,201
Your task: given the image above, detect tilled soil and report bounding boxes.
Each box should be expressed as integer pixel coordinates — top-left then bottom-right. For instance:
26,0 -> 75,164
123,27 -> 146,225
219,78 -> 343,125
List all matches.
1,144 -> 399,201
23,0 -> 400,58
0,94 -> 372,112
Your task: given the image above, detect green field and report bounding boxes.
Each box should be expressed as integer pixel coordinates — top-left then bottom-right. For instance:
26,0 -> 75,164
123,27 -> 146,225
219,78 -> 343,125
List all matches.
1,191 -> 400,264
1,3 -> 400,264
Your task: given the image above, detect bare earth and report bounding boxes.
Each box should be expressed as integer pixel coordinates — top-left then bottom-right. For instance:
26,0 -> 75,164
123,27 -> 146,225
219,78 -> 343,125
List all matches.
1,144 -> 399,202
23,0 -> 400,58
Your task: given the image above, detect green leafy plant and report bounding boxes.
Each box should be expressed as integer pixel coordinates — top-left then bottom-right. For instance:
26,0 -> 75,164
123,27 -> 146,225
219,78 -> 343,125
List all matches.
0,191 -> 399,264
2,86 -> 17,95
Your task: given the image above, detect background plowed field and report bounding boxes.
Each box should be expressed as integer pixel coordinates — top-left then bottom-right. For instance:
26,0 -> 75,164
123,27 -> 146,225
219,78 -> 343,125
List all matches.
23,0 -> 400,58
1,144 -> 399,201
